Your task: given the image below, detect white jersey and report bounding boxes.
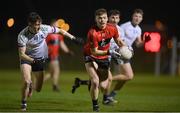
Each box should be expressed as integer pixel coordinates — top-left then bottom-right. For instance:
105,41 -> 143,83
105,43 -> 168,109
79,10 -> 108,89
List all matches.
17,24 -> 60,59
110,21 -> 142,50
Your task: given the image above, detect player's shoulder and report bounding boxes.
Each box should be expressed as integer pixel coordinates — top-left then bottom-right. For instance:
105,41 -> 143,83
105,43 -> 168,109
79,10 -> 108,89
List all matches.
18,27 -> 28,38
107,23 -> 116,28
120,21 -> 131,27
136,25 -> 141,30
105,23 -> 118,32
40,24 -> 51,32
88,25 -> 98,34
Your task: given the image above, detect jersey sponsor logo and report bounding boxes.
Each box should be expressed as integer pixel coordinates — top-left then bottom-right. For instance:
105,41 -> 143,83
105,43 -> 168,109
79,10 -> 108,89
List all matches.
98,38 -> 111,47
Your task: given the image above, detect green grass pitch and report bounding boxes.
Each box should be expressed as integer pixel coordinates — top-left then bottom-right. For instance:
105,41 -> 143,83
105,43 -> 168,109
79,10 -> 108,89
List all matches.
0,70 -> 180,112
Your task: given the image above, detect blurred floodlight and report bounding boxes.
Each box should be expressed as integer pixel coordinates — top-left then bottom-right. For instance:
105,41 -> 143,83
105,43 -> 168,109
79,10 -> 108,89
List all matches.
61,23 -> 70,31
7,18 -> 14,27
56,19 -> 65,28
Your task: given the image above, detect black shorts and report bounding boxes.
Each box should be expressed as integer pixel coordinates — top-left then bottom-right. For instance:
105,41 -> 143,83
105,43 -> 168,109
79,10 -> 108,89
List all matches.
20,59 -> 46,72
84,55 -> 110,69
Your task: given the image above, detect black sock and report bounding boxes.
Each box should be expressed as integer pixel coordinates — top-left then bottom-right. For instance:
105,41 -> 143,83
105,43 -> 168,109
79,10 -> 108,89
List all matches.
92,99 -> 98,106
81,80 -> 89,85
103,95 -> 108,101
22,100 -> 26,105
110,91 -> 117,97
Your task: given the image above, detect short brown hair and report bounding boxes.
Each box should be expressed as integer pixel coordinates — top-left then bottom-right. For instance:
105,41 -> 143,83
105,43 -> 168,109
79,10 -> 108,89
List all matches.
108,9 -> 121,17
133,8 -> 144,15
27,12 -> 42,24
95,8 -> 107,16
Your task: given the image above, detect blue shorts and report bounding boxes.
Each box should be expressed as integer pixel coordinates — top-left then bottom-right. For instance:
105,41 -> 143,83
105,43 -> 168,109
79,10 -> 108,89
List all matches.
20,59 -> 46,72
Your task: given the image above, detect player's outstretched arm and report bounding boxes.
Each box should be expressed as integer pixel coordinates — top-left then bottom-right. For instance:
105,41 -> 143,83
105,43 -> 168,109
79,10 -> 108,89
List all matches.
59,29 -> 75,39
58,29 -> 84,45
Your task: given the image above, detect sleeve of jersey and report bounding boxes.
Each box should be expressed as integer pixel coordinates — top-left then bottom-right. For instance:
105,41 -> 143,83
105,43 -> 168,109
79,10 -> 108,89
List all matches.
44,25 -> 60,34
53,27 -> 60,33
88,30 -> 98,48
113,26 -> 119,39
17,34 -> 27,47
59,35 -> 64,41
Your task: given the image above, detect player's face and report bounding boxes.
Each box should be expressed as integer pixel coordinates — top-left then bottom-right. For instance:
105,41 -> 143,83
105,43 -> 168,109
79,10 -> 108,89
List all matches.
132,13 -> 143,26
28,20 -> 41,34
108,14 -> 120,25
95,13 -> 108,29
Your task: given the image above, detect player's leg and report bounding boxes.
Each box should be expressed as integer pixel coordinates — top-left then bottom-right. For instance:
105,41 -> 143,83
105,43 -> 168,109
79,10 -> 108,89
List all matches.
110,62 -> 134,98
32,71 -> 44,92
50,60 -> 60,91
85,62 -> 100,112
31,59 -> 46,92
111,57 -> 121,75
112,62 -> 134,81
99,69 -> 115,105
72,62 -> 98,93
44,58 -> 52,82
95,59 -> 114,105
20,63 -> 32,111
71,77 -> 90,93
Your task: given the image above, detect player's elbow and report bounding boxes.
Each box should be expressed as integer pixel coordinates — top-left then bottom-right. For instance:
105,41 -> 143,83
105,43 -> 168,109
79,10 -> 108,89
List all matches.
90,49 -> 98,56
19,52 -> 24,59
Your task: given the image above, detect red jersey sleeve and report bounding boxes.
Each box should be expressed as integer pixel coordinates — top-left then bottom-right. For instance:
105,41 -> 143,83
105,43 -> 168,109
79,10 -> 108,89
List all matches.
88,30 -> 98,48
112,25 -> 119,39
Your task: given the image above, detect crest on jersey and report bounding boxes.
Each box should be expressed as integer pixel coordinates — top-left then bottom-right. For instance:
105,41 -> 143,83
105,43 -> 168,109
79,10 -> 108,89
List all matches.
98,38 -> 111,47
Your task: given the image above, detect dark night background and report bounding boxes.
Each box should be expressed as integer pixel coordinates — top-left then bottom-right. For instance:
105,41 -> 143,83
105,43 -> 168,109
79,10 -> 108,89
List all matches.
0,0 -> 179,37
0,0 -> 179,72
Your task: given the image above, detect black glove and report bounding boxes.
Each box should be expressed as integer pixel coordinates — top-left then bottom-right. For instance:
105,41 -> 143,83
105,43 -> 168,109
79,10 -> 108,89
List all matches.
144,34 -> 151,42
72,37 -> 85,45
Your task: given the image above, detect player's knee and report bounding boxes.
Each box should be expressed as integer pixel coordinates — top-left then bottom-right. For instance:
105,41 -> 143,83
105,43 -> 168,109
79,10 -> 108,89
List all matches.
91,79 -> 99,89
24,81 -> 32,89
127,73 -> 134,80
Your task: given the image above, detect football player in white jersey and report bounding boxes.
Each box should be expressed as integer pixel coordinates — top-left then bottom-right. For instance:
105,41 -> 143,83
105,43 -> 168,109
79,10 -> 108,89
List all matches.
108,9 -> 145,101
17,12 -> 76,111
